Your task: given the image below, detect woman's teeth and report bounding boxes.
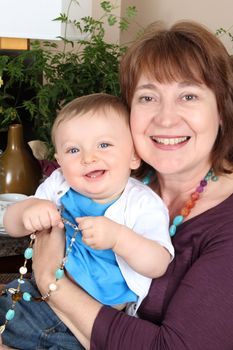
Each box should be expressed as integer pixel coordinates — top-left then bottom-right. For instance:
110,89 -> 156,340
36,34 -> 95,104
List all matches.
152,136 -> 189,145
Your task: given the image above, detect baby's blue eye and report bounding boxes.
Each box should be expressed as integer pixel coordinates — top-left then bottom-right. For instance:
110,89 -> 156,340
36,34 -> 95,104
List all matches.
68,148 -> 79,154
99,143 -> 109,149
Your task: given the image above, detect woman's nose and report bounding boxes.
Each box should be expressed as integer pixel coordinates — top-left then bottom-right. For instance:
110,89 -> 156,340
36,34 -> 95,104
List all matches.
155,101 -> 180,128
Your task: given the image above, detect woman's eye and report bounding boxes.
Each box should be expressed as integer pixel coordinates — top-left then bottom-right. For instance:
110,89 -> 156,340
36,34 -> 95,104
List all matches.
140,96 -> 154,102
68,147 -> 79,154
99,143 -> 110,149
183,94 -> 197,101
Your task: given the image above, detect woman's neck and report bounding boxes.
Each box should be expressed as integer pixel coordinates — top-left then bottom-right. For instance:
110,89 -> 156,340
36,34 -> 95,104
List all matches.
151,166 -> 213,220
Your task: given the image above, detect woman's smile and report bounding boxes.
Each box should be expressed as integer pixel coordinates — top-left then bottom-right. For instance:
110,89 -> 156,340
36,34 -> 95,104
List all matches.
150,135 -> 190,149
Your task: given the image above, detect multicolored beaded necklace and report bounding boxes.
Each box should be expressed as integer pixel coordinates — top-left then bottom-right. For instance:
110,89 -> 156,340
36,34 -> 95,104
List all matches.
0,168 -> 218,334
169,169 -> 218,236
143,168 -> 218,236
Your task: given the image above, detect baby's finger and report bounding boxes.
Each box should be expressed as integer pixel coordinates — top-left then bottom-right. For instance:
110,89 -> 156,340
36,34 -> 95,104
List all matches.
82,228 -> 93,239
23,216 -> 39,232
82,236 -> 96,248
48,210 -> 62,228
77,218 -> 93,231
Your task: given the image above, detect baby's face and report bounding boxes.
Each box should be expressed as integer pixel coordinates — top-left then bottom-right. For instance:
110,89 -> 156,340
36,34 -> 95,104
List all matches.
54,109 -> 140,203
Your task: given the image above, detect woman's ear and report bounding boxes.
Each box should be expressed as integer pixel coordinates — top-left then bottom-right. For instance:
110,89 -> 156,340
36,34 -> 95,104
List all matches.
130,151 -> 141,170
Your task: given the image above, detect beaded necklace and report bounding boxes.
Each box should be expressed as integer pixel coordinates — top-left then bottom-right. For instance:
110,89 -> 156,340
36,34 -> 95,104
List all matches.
0,168 -> 218,334
169,169 -> 218,237
0,217 -> 80,334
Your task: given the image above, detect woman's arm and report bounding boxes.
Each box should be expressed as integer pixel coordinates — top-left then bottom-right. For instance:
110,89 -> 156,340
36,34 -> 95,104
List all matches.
33,223 -> 233,350
32,227 -> 101,349
91,221 -> 233,349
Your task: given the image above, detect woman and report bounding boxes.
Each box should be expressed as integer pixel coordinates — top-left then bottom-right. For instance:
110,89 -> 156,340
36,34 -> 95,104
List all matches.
1,20 -> 233,349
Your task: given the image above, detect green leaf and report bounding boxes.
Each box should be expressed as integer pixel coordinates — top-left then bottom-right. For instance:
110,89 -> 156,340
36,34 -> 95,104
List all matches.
126,6 -> 137,18
119,18 -> 129,31
101,1 -> 113,13
53,13 -> 68,22
108,15 -> 117,26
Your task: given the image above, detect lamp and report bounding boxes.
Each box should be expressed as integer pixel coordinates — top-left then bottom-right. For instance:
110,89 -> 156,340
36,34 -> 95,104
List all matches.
0,0 -> 92,49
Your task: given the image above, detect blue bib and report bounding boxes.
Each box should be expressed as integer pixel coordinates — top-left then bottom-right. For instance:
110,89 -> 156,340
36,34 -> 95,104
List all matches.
60,189 -> 137,305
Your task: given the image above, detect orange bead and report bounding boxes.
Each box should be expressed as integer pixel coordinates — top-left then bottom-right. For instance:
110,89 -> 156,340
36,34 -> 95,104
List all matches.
180,207 -> 190,217
191,192 -> 200,201
12,292 -> 22,302
186,199 -> 195,209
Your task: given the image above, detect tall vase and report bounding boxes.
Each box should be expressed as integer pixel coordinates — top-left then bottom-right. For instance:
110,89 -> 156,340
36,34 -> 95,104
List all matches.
0,124 -> 42,195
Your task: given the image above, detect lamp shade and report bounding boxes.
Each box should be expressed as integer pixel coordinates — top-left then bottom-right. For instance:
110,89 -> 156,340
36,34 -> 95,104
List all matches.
0,0 -> 92,40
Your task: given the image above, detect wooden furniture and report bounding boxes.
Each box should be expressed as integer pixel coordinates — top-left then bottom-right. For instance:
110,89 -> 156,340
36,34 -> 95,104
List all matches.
0,235 -> 31,273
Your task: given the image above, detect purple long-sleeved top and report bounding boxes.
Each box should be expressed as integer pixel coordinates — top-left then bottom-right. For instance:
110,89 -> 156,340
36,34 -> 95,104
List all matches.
91,194 -> 233,350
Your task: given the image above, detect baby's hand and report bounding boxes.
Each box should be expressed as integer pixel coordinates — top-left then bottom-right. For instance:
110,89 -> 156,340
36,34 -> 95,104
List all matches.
22,199 -> 63,233
76,216 -> 121,250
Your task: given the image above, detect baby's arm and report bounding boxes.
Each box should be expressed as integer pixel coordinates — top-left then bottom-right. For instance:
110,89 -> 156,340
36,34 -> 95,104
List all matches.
3,197 -> 63,237
77,216 -> 171,278
112,224 -> 171,278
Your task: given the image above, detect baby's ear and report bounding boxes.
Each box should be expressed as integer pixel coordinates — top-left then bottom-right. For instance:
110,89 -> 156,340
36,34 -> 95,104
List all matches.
54,153 -> 61,166
130,151 -> 141,170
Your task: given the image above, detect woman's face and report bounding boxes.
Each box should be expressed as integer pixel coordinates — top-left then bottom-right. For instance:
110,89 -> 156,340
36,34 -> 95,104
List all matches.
130,75 -> 221,177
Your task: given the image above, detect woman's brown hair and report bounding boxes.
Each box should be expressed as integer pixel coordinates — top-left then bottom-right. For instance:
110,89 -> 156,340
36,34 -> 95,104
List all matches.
120,21 -> 233,175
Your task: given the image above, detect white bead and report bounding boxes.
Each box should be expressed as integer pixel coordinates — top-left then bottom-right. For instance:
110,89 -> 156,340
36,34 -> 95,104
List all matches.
49,283 -> 57,292
8,288 -> 17,294
19,266 -> 27,275
30,233 -> 36,240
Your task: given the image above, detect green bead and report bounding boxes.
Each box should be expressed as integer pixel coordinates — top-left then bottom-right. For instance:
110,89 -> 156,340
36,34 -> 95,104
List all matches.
23,292 -> 32,302
169,224 -> 177,237
173,215 -> 184,226
211,175 -> 218,182
142,176 -> 150,185
55,268 -> 64,280
24,247 -> 33,259
6,309 -> 15,321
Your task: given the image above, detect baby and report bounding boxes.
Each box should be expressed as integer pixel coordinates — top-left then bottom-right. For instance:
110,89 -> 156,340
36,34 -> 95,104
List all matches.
4,93 -> 174,317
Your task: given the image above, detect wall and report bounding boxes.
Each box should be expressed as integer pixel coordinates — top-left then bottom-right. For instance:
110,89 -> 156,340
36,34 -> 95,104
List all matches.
120,0 -> 233,53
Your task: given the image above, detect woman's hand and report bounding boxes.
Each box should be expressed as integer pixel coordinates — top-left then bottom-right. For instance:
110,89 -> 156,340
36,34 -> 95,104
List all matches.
32,227 -> 66,294
32,227 -> 102,350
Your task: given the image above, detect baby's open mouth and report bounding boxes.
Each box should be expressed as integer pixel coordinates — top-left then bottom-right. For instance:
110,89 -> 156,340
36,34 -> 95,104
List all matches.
85,170 -> 106,178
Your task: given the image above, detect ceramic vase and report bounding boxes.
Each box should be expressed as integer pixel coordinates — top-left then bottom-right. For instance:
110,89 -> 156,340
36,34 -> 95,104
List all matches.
0,124 -> 42,195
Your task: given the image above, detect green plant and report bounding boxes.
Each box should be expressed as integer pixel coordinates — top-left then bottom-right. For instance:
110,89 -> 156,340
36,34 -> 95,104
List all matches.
216,25 -> 233,55
0,1 -> 137,152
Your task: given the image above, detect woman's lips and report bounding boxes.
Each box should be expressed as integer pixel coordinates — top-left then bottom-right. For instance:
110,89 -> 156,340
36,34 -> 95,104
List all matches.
150,136 -> 190,150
